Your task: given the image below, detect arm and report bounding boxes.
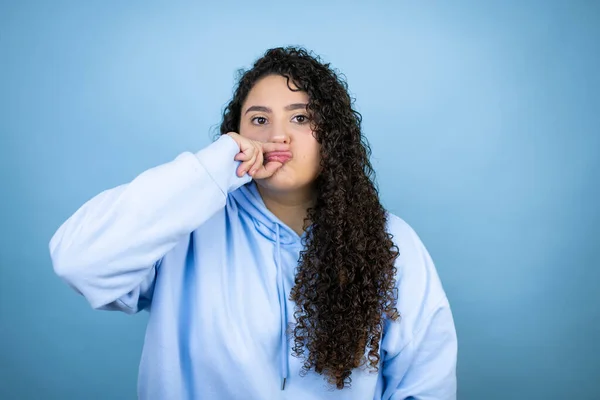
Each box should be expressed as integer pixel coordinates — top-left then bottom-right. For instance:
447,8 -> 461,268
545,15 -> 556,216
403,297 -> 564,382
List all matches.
380,217 -> 458,400
49,134 -> 250,313
382,298 -> 457,400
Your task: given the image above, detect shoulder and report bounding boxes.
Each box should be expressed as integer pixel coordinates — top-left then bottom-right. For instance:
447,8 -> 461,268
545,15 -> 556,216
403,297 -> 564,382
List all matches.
385,213 -> 435,280
385,212 -> 422,252
384,212 -> 449,331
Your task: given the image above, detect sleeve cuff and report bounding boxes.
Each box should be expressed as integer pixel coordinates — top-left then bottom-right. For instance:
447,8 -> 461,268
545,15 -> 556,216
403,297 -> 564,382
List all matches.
194,134 -> 251,195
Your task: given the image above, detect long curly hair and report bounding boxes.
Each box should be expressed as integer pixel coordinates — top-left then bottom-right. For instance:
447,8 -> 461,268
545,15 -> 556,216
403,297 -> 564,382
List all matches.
219,46 -> 400,389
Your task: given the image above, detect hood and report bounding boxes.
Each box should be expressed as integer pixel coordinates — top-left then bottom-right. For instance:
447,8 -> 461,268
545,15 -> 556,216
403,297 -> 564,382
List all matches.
230,181 -> 306,390
231,181 -> 307,245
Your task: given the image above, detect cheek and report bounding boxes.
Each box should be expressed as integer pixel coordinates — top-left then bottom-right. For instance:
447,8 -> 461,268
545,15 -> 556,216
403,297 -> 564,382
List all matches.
239,127 -> 255,140
241,132 -> 260,141
296,141 -> 321,173
309,141 -> 321,164
239,122 -> 263,140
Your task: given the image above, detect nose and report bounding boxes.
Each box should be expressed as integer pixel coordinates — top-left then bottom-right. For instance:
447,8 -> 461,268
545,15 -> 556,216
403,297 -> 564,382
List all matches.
269,130 -> 290,144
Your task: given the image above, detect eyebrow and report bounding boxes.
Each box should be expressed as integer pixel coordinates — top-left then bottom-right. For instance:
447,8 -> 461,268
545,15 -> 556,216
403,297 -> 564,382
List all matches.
244,103 -> 308,115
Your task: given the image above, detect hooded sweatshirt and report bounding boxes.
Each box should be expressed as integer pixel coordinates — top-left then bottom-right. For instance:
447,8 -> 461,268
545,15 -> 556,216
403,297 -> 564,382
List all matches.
49,134 -> 457,400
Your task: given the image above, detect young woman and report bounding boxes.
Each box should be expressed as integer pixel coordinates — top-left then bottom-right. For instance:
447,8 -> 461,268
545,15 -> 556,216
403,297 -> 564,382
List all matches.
50,47 -> 457,399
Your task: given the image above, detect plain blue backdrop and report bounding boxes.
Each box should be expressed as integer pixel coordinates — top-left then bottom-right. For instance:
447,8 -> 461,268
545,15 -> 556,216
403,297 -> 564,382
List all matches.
1,1 -> 598,399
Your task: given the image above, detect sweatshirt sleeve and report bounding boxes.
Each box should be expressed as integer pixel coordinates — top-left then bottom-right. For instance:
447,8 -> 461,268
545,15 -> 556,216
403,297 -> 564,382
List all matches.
380,217 -> 458,400
49,134 -> 250,314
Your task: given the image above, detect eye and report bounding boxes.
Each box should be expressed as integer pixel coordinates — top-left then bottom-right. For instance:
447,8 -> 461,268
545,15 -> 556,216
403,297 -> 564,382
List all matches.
251,116 -> 267,125
293,114 -> 310,124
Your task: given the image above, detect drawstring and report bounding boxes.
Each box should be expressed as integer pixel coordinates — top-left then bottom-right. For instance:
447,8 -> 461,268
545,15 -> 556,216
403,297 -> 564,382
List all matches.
275,223 -> 289,390
232,183 -> 296,390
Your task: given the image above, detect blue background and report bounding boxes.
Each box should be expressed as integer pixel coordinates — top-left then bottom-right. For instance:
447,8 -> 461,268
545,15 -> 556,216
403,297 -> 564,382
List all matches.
1,1 -> 598,399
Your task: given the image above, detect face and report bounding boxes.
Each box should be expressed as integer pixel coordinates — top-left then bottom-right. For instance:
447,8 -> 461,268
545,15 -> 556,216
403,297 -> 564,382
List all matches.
239,74 -> 321,195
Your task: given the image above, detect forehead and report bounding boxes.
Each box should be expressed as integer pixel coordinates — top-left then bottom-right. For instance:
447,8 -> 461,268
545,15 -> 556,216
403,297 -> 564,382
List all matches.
244,74 -> 309,105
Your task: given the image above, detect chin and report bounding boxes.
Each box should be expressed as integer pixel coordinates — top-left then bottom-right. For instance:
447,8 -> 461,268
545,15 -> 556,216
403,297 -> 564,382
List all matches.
256,175 -> 295,192
256,169 -> 306,193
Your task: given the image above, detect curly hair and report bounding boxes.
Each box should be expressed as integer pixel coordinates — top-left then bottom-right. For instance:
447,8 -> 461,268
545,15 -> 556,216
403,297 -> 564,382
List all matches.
219,46 -> 400,390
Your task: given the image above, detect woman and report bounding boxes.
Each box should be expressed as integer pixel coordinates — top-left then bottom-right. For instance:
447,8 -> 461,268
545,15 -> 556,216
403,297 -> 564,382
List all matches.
50,47 -> 457,399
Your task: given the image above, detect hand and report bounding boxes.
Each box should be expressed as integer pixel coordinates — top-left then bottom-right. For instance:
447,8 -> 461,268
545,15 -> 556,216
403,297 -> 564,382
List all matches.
226,132 -> 290,179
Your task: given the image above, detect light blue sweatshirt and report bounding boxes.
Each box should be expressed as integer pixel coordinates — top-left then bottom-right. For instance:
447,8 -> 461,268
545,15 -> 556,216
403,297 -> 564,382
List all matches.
49,134 -> 457,400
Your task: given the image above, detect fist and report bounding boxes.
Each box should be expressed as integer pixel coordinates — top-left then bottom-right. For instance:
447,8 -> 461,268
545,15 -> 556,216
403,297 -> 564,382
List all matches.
226,132 -> 290,179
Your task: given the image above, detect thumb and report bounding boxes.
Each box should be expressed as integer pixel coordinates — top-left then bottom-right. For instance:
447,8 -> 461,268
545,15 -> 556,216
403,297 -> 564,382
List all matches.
253,161 -> 283,180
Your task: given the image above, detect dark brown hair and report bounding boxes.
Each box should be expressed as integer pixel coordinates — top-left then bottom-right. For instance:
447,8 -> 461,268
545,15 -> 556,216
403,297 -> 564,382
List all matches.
219,46 -> 399,389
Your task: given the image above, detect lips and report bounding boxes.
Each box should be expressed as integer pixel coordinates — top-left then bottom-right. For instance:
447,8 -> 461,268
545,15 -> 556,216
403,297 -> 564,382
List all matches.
264,151 -> 292,164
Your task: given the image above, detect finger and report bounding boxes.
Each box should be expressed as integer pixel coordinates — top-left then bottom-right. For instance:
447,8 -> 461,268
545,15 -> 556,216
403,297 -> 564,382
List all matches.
253,161 -> 283,180
238,148 -> 258,176
243,149 -> 258,172
261,142 -> 291,153
248,149 -> 264,176
234,152 -> 249,162
236,149 -> 254,176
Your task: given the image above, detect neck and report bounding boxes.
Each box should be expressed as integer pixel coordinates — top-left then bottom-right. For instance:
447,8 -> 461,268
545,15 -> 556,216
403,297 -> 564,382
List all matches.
256,184 -> 315,237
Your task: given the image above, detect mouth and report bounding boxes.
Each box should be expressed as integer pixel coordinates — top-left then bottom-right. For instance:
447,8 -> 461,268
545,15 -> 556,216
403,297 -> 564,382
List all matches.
264,151 -> 292,164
